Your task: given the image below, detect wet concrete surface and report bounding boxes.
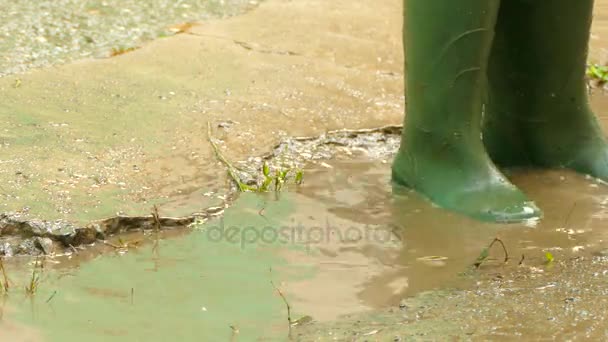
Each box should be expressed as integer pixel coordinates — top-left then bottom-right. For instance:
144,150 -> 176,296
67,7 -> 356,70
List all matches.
0,0 -> 403,228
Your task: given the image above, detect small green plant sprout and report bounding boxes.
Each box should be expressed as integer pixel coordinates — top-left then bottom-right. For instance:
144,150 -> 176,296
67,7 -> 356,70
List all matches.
274,169 -> 288,192
255,163 -> 303,192
25,257 -> 44,296
259,162 -> 302,193
207,122 -> 254,192
295,170 -> 303,185
258,162 -> 273,192
207,122 -> 303,193
545,251 -> 554,264
473,238 -> 509,268
587,64 -> 608,84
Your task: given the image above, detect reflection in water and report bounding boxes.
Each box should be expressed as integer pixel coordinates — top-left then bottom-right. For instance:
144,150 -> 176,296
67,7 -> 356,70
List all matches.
294,156 -> 608,340
274,76 -> 608,322
286,153 -> 608,321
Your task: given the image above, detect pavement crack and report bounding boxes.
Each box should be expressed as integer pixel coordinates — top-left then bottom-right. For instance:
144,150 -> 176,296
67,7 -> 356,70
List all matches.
185,32 -> 300,56
232,40 -> 300,56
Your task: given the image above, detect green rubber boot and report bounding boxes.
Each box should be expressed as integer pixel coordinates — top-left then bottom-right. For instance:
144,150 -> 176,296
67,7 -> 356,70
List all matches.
392,0 -> 541,222
484,0 -> 608,179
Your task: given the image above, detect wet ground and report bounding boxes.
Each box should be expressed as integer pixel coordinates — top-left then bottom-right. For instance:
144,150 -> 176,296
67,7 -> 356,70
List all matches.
0,0 -> 402,227
294,156 -> 608,340
4,0 -> 608,340
4,140 -> 608,340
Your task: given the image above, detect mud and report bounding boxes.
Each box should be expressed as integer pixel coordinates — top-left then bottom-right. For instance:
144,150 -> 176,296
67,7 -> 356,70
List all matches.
296,245 -> 608,340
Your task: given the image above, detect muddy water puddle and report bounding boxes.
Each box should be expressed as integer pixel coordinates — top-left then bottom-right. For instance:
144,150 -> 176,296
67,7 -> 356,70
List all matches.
3,152 -> 608,340
286,156 -> 608,315
0,211 -> 293,341
287,157 -> 608,340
